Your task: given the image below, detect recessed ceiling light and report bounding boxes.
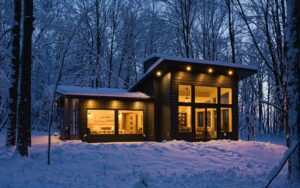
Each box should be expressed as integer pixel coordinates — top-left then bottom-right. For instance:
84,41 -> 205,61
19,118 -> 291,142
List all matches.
156,71 -> 162,76
208,68 -> 213,73
228,70 -> 233,75
186,66 -> 191,71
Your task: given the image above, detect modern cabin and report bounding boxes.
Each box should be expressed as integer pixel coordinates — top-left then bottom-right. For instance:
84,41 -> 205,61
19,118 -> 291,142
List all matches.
56,54 -> 257,142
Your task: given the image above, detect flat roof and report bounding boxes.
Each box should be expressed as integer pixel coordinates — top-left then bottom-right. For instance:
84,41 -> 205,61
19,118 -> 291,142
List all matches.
56,85 -> 150,99
129,54 -> 257,91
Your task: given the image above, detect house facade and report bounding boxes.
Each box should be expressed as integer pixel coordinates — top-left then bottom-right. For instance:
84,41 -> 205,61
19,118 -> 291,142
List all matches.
56,54 -> 257,142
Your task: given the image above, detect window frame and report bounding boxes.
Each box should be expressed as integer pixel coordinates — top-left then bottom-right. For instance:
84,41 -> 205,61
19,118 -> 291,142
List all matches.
86,108 -> 145,135
118,110 -> 144,135
176,83 -> 234,137
87,109 -> 116,135
194,86 -> 218,104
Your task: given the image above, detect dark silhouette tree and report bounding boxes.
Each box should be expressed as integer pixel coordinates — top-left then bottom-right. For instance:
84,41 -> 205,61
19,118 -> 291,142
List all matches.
17,0 -> 34,156
6,0 -> 21,147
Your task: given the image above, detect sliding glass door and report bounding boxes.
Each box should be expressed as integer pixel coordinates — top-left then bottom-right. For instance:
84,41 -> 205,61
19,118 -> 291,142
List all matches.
195,107 -> 217,140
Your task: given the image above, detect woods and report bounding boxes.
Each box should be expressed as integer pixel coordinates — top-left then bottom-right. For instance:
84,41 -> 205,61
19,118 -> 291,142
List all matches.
0,0 -> 299,183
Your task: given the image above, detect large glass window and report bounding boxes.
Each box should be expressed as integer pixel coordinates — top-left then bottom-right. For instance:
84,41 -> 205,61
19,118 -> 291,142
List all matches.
195,86 -> 217,103
87,110 -> 115,134
118,110 -> 143,134
221,88 -> 232,104
221,108 -> 232,132
178,85 -> 192,103
178,106 -> 192,132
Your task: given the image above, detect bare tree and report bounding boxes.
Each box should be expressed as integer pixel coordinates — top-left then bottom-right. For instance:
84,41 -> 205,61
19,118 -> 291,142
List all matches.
287,0 -> 300,182
6,0 -> 21,147
17,0 -> 34,156
163,0 -> 198,57
225,0 -> 236,63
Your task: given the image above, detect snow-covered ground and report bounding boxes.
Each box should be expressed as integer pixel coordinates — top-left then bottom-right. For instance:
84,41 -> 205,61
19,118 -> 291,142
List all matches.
0,132 -> 293,188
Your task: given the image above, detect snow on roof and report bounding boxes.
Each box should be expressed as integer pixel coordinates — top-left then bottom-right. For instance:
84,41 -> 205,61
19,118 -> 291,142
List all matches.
56,85 -> 150,99
144,53 -> 257,70
129,54 -> 257,91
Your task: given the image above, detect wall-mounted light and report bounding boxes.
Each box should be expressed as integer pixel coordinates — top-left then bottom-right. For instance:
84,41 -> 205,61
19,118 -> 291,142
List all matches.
156,71 -> 162,77
186,66 -> 191,71
208,68 -> 213,73
228,70 -> 233,75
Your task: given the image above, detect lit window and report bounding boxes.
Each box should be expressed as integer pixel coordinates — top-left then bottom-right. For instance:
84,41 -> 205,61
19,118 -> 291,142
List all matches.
195,86 -> 217,103
87,110 -> 115,134
178,85 -> 192,102
178,106 -> 192,133
195,108 -> 217,139
118,110 -> 143,134
221,108 -> 232,132
206,108 -> 217,139
221,88 -> 232,104
195,108 -> 205,139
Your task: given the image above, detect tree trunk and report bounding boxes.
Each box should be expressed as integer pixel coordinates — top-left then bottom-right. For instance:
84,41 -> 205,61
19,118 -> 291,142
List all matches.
225,0 -> 236,63
287,0 -> 300,182
17,0 -> 34,156
94,0 -> 101,88
6,0 -> 21,147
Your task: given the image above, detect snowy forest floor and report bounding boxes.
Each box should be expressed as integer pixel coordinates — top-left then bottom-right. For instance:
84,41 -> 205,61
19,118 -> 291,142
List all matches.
0,131 -> 295,188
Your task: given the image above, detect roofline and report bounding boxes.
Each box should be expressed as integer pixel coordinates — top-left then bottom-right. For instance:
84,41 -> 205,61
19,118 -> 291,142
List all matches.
56,93 -> 153,101
144,53 -> 257,71
128,58 -> 164,91
129,55 -> 257,91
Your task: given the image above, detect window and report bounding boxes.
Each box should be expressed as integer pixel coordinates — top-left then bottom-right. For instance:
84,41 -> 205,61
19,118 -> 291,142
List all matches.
118,110 -> 143,134
87,110 -> 115,134
195,86 -> 217,103
221,88 -> 232,104
221,108 -> 232,132
178,106 -> 192,132
178,85 -> 192,103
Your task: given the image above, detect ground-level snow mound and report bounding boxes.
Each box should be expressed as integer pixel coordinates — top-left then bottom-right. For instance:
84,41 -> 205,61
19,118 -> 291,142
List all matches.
0,132 -> 290,188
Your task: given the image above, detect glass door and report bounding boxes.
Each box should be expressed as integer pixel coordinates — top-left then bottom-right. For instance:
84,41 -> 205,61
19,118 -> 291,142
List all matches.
195,108 -> 217,140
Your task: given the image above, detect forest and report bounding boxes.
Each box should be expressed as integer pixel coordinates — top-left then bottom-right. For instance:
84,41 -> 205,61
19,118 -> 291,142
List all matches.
0,0 -> 299,186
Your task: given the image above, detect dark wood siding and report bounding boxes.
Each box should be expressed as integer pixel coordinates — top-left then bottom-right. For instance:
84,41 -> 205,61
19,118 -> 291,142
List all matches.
159,72 -> 171,140
78,98 -> 154,142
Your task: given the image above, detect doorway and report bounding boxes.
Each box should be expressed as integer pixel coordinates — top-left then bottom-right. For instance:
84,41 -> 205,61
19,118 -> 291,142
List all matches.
195,107 -> 217,140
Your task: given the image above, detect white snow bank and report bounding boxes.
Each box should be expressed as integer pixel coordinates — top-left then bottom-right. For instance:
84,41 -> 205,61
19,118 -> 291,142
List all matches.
0,132 -> 292,188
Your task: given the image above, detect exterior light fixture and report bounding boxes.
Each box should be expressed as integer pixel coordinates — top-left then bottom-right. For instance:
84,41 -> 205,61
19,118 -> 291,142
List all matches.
228,70 -> 233,75
186,66 -> 191,71
208,68 -> 213,73
156,71 -> 162,77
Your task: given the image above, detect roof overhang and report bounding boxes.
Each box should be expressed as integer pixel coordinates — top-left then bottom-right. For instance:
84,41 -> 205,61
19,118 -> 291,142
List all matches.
129,54 -> 257,91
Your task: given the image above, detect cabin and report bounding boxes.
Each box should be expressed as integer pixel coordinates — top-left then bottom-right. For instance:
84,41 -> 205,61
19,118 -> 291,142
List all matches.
56,54 -> 257,142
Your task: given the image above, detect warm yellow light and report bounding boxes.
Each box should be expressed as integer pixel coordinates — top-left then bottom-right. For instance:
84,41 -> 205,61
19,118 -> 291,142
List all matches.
186,66 -> 191,71
208,68 -> 213,73
87,112 -> 92,119
228,70 -> 233,75
156,71 -> 162,76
